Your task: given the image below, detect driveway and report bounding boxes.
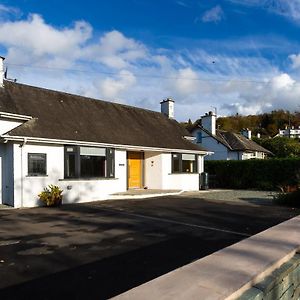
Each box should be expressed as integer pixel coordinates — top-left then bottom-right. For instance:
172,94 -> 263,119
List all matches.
0,191 -> 299,299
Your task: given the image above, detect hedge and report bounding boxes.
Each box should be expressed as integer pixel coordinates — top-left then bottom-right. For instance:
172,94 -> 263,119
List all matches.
204,158 -> 300,190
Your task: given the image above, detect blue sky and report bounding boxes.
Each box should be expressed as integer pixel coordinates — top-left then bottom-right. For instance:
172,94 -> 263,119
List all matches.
1,0 -> 300,120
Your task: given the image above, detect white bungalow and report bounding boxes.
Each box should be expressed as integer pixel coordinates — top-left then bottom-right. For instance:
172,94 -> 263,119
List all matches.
0,56 -> 209,208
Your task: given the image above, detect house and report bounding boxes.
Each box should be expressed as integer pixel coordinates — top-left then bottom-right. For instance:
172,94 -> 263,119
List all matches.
190,111 -> 271,160
0,57 -> 209,208
276,126 -> 300,138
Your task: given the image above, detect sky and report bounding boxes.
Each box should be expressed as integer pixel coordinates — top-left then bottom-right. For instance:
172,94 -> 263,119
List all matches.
1,0 -> 300,121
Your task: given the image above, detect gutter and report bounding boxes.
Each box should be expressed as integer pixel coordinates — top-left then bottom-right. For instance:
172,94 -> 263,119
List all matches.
1,135 -> 211,155
0,111 -> 32,121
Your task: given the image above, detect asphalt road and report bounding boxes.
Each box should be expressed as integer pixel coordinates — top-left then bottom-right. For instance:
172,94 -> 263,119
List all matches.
0,192 -> 299,300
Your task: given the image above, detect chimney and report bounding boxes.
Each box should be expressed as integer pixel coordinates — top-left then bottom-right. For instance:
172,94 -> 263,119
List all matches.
160,98 -> 174,119
0,56 -> 5,88
201,111 -> 216,135
241,128 -> 252,140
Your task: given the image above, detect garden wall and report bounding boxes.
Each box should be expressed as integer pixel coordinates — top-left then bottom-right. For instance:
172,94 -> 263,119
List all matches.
237,253 -> 300,300
112,216 -> 300,300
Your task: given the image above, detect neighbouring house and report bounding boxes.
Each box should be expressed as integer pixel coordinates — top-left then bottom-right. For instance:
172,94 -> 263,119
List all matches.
0,57 -> 209,208
276,126 -> 300,138
190,111 -> 271,160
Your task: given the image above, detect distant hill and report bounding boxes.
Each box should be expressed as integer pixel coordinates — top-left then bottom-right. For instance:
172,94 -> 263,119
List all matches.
182,110 -> 300,138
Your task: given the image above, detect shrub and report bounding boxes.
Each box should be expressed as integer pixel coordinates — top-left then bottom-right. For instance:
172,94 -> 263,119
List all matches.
39,185 -> 63,207
273,190 -> 300,207
205,158 -> 300,191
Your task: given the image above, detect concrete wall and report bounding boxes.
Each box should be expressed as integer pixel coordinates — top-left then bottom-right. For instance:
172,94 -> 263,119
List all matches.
12,143 -> 127,208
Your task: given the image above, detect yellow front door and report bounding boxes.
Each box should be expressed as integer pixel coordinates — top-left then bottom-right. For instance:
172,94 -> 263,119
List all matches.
128,152 -> 143,189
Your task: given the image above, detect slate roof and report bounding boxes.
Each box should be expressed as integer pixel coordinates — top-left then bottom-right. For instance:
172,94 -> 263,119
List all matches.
195,126 -> 271,154
0,81 -> 206,152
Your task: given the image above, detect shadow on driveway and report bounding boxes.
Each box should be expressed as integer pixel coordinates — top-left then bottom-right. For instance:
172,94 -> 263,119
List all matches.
0,195 -> 299,299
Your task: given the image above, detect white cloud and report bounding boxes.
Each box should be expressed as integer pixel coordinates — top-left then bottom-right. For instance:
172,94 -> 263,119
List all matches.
289,53 -> 300,69
0,14 -> 92,60
221,73 -> 300,115
201,5 -> 224,23
173,68 -> 199,95
97,70 -> 136,99
270,73 -> 295,90
0,14 -> 147,70
82,30 -> 147,69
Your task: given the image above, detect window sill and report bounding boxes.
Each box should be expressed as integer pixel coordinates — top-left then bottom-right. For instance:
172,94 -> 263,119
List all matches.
26,175 -> 48,177
59,177 -> 118,181
169,173 -> 198,175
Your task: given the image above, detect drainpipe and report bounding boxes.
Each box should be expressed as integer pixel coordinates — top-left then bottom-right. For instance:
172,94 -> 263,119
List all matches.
19,138 -> 27,207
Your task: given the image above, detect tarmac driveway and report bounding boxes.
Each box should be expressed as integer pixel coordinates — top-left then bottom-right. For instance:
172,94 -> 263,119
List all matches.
0,191 -> 299,300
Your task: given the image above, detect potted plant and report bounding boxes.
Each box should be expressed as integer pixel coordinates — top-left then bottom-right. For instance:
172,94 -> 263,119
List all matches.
39,185 -> 63,207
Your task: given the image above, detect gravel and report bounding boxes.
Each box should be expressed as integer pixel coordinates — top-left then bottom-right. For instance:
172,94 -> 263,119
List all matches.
183,189 -> 276,206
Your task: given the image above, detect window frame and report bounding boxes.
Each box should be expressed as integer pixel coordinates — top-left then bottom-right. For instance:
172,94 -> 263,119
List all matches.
64,146 -> 115,179
28,153 -> 47,176
171,153 -> 198,174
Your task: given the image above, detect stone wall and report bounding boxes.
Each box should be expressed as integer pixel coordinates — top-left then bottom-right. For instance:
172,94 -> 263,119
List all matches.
238,253 -> 300,300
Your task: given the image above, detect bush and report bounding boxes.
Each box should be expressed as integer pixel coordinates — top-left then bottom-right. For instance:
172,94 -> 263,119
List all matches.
273,190 -> 300,207
39,185 -> 63,207
205,158 -> 300,191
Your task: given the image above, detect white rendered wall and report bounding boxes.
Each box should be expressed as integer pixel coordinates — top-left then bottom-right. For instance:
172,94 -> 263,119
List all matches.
145,152 -> 202,191
12,143 -> 127,208
61,149 -> 127,204
228,150 -> 240,160
0,119 -> 23,135
193,128 -> 228,160
200,130 -> 228,160
144,152 -> 163,189
161,153 -> 200,191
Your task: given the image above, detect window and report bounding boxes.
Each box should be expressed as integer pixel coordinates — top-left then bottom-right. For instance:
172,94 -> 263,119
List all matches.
172,154 -> 180,172
182,154 -> 197,173
64,146 -> 115,179
28,153 -> 47,176
172,153 -> 198,173
196,132 -> 202,143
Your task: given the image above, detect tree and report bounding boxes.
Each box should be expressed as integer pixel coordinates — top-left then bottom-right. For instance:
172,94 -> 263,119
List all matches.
254,137 -> 300,158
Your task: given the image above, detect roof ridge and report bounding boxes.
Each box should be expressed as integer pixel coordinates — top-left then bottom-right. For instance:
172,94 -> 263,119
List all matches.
4,80 -> 164,117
